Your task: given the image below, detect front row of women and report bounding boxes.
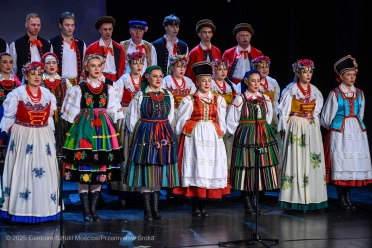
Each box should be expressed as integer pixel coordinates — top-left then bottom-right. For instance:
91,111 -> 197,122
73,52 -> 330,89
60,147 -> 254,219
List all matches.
0,53 -> 370,223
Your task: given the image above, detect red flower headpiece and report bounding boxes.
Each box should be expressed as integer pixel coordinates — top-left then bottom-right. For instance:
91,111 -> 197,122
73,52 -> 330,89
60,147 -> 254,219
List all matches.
292,59 -> 315,73
251,56 -> 271,69
170,54 -> 189,66
126,51 -> 146,63
22,61 -> 44,75
212,58 -> 230,68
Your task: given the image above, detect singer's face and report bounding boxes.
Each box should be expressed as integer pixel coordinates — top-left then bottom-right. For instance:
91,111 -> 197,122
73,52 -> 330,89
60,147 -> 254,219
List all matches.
147,69 -> 163,92
340,70 -> 357,87
171,62 -> 186,78
197,75 -> 212,94
87,58 -> 103,80
129,59 -> 144,76
0,55 -> 14,75
44,57 -> 58,75
257,63 -> 270,78
297,67 -> 313,84
198,27 -> 213,43
25,70 -> 43,87
246,73 -> 261,94
213,65 -> 228,81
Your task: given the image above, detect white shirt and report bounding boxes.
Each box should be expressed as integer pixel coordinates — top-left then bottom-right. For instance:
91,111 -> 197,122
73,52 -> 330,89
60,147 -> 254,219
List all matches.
61,38 -> 87,78
123,38 -> 157,74
164,35 -> 189,76
199,42 -> 213,61
99,39 -> 116,75
231,45 -> 251,80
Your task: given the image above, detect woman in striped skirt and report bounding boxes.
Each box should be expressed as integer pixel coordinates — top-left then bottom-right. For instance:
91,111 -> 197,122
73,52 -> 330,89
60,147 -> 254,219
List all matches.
124,65 -> 179,221
226,69 -> 279,215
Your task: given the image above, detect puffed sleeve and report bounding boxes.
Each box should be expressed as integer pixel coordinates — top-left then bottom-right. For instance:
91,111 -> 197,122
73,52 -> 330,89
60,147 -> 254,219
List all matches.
176,95 -> 193,136
312,86 -> 324,125
320,91 -> 338,129
61,85 -> 82,123
106,85 -> 124,123
0,90 -> 18,133
125,91 -> 143,132
217,96 -> 227,135
167,90 -> 175,124
359,90 -> 365,120
272,79 -> 280,113
277,89 -> 292,132
114,76 -> 125,99
47,90 -> 57,131
226,95 -> 243,135
65,79 -> 73,90
264,94 -> 273,125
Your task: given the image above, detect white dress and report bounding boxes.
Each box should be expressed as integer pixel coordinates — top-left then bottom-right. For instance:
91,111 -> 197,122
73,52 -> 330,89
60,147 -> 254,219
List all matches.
277,83 -> 328,210
176,91 -> 228,189
320,84 -> 372,185
1,86 -> 63,222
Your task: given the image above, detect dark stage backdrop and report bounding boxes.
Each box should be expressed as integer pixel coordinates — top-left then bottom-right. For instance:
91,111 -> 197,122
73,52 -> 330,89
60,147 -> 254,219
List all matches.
0,0 -> 106,47
108,0 -> 371,140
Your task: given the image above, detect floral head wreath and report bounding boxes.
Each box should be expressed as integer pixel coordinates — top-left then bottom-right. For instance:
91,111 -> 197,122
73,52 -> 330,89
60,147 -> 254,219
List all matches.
292,59 -> 315,74
126,52 -> 146,63
170,54 -> 189,66
22,61 -> 44,75
80,54 -> 106,81
251,56 -> 271,69
212,58 -> 230,68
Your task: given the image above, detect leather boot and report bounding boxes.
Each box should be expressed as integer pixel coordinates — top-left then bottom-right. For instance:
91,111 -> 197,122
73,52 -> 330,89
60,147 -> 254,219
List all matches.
90,191 -> 101,221
142,192 -> 153,221
79,192 -> 93,221
152,191 -> 163,219
199,200 -> 209,217
336,186 -> 350,210
243,192 -> 254,215
253,193 -> 263,215
344,188 -> 356,211
192,199 -> 201,217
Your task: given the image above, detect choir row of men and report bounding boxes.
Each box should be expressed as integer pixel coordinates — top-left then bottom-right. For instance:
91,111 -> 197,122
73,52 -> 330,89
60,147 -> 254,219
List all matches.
0,12 -> 371,224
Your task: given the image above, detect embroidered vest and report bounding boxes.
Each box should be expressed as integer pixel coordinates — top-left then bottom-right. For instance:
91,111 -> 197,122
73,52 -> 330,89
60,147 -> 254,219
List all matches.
15,101 -> 51,127
330,87 -> 366,132
290,96 -> 316,118
79,81 -> 110,109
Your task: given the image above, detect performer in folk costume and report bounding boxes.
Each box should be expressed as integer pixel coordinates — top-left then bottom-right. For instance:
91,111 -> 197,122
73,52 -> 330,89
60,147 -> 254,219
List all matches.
185,19 -> 221,83
62,54 -> 124,221
10,13 -> 52,78
85,16 -> 126,82
49,11 -> 87,86
321,55 -> 372,211
211,58 -> 237,171
162,54 -> 196,134
251,56 -> 282,153
227,69 -> 279,215
41,52 -> 72,125
0,52 -> 21,207
0,61 -> 63,222
124,65 -> 179,221
173,62 -> 230,217
121,20 -> 157,74
278,59 -> 328,211
108,51 -> 145,208
222,23 -> 262,85
152,14 -> 189,76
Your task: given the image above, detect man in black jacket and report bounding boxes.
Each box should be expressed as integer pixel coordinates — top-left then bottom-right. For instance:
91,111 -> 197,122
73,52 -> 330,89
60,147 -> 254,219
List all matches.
152,14 -> 189,76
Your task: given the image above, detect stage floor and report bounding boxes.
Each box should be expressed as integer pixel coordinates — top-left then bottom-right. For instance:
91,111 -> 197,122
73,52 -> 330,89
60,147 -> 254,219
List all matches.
1,182 -> 371,248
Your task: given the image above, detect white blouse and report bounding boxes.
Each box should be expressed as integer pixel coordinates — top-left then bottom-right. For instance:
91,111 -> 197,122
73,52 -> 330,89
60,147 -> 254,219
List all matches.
1,85 -> 57,132
125,86 -> 175,133
259,76 -> 280,113
61,76 -> 123,123
278,83 -> 323,132
175,90 -> 227,136
226,91 -> 273,135
162,75 -> 196,93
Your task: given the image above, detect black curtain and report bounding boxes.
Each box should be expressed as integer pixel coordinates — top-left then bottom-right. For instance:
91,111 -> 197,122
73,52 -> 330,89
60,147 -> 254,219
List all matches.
107,0 -> 370,139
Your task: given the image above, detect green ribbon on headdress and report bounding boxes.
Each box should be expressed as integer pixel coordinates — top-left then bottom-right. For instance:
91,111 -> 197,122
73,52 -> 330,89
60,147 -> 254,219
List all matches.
140,65 -> 163,91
